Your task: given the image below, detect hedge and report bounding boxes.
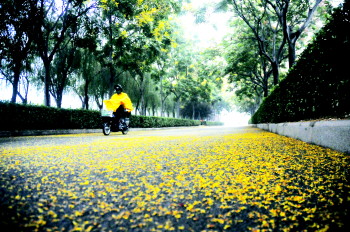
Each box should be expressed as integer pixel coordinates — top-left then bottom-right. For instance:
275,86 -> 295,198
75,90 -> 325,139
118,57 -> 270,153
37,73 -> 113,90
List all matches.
130,115 -> 201,128
251,2 -> 350,124
0,102 -> 204,131
0,102 -> 101,130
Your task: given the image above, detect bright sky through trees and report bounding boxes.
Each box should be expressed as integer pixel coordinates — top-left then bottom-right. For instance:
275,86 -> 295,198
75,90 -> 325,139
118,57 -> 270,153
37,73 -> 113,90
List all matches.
179,0 -> 232,49
178,0 -> 249,125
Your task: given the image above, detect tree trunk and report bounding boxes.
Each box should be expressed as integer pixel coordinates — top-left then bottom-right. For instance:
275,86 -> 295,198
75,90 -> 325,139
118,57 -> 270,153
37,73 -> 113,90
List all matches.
17,75 -> 29,104
175,97 -> 180,118
263,84 -> 269,97
83,78 -> 90,110
55,92 -> 63,108
288,42 -> 296,68
84,84 -> 89,110
141,93 -> 146,115
44,61 -> 51,107
160,76 -> 164,117
192,102 -> 195,120
108,68 -> 114,98
278,0 -> 322,68
11,66 -> 21,103
94,94 -> 103,110
54,78 -> 67,109
271,61 -> 280,85
108,13 -> 114,98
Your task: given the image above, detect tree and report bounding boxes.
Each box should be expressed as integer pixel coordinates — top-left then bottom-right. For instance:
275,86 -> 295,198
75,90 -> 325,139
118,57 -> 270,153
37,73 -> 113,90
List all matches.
224,20 -> 274,98
0,0 -> 37,103
167,49 -> 213,120
195,47 -> 229,119
110,0 -> 181,115
61,13 -> 100,110
181,76 -> 212,120
0,64 -> 32,104
265,0 -> 323,67
31,0 -> 93,106
51,41 -> 79,108
98,0 -> 134,97
220,0 -> 331,115
234,79 -> 264,115
222,0 -> 287,85
161,38 -> 197,118
154,54 -> 169,117
72,48 -> 101,109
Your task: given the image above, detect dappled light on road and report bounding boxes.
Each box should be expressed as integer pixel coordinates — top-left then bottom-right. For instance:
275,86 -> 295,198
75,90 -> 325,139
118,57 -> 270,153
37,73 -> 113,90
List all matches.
0,127 -> 349,231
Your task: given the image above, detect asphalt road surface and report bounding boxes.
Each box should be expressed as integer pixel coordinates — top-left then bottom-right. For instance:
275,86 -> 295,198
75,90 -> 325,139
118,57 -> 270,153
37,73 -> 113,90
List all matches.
1,126 -> 349,231
0,126 -> 253,147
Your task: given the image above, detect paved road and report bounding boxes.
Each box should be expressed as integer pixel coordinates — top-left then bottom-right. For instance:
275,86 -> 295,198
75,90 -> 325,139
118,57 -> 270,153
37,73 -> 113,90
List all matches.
0,126 -> 349,231
0,126 -> 257,148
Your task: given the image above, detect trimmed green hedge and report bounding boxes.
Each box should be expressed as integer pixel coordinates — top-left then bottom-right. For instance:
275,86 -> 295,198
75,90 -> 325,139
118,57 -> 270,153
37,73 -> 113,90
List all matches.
251,2 -> 350,124
0,102 -> 204,131
0,102 -> 101,130
205,121 -> 224,126
130,115 -> 200,128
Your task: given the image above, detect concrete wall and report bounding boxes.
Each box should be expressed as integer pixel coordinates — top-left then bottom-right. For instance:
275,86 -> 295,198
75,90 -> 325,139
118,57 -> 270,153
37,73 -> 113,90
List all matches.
252,120 -> 350,154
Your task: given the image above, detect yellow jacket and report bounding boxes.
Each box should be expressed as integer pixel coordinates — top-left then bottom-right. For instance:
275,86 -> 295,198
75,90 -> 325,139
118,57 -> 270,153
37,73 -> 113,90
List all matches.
103,92 -> 133,112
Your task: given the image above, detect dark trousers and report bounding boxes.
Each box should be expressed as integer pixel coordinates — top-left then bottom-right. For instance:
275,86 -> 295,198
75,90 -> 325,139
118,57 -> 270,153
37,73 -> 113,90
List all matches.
113,106 -> 131,122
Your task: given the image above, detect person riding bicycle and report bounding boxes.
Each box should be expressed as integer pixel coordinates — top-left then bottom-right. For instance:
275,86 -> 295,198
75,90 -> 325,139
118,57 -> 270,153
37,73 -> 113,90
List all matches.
103,84 -> 133,128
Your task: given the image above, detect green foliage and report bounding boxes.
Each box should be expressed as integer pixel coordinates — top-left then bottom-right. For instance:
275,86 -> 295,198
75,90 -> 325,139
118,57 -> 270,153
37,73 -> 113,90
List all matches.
181,102 -> 212,120
204,121 -> 224,126
251,2 -> 350,123
0,102 -> 101,130
223,16 -> 278,115
0,102 -> 203,131
157,32 -> 228,120
0,0 -> 37,103
130,115 -> 200,128
224,0 -> 331,115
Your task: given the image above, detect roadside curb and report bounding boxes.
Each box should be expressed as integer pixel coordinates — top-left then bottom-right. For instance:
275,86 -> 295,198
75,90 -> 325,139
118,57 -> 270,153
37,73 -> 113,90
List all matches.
252,119 -> 350,154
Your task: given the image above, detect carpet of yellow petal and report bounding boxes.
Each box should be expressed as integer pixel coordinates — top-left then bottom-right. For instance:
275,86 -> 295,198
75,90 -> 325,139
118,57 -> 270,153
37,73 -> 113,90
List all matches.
0,127 -> 349,231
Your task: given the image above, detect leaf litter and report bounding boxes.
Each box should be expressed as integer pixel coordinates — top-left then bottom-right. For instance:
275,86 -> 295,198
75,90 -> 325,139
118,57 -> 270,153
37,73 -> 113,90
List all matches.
0,128 -> 349,231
